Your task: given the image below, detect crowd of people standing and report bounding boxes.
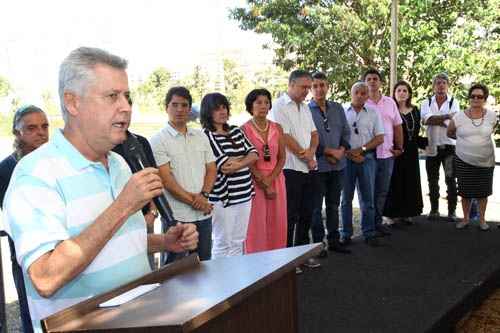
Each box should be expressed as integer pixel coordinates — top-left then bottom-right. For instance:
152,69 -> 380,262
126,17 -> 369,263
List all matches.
0,47 -> 497,332
142,68 -> 497,270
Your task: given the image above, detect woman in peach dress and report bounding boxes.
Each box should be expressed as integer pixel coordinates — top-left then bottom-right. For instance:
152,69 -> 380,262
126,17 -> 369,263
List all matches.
241,89 -> 287,253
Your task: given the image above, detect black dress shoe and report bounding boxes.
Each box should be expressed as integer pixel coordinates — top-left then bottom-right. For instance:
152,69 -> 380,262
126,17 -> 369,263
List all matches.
317,248 -> 328,258
339,237 -> 352,246
375,225 -> 391,236
365,237 -> 381,247
329,243 -> 351,254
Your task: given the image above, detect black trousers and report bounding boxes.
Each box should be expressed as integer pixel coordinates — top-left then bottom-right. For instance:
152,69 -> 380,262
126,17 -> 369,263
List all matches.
425,145 -> 457,213
284,169 -> 315,247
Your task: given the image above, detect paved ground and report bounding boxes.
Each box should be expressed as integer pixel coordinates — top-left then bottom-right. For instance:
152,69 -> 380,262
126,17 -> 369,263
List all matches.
1,137 -> 500,332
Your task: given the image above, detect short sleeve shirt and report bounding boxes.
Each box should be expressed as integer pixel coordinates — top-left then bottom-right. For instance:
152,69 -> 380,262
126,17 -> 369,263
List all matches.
343,105 -> 385,150
2,129 -> 150,332
150,123 -> 216,222
366,96 -> 402,159
420,95 -> 460,156
454,109 -> 497,167
270,93 -> 317,173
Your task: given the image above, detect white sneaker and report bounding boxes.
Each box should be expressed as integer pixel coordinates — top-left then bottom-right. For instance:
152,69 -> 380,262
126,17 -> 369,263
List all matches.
295,266 -> 303,274
456,221 -> 469,229
382,216 -> 394,225
479,223 -> 490,231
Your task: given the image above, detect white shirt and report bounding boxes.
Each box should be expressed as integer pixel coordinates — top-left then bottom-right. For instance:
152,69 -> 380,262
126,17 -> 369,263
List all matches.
454,109 -> 497,167
150,123 -> 216,222
420,95 -> 460,156
343,105 -> 385,150
270,93 -> 317,173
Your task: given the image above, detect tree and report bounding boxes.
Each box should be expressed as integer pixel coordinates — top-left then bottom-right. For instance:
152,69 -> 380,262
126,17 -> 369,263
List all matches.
133,67 -> 172,113
0,75 -> 10,98
231,0 -> 499,104
184,65 -> 210,103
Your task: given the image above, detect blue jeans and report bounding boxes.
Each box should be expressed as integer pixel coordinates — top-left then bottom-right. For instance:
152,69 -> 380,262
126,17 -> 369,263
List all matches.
374,157 -> 394,227
162,217 -> 212,265
311,170 -> 344,244
341,154 -> 376,238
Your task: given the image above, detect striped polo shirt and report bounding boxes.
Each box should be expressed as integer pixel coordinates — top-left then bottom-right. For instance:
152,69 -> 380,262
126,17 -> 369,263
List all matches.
3,129 -> 151,333
204,126 -> 256,207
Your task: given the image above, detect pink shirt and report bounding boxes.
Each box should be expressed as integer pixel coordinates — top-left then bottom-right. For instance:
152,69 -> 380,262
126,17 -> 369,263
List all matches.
366,95 -> 402,159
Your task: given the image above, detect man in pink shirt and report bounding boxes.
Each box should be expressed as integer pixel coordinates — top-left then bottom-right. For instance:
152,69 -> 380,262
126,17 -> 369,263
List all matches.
364,69 -> 403,237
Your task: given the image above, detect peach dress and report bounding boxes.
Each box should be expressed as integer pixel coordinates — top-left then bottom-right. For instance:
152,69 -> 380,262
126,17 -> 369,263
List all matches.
241,120 -> 287,253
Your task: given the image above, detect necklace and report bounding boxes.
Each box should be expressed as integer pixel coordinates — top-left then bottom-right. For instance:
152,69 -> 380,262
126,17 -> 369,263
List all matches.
401,109 -> 415,141
468,109 -> 485,127
251,119 -> 269,132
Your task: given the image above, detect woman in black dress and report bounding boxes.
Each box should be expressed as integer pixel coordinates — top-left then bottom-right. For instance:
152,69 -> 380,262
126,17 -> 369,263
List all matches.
384,80 -> 424,225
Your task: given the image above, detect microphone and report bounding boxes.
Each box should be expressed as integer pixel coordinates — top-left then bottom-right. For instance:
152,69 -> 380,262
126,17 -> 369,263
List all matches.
121,133 -> 176,227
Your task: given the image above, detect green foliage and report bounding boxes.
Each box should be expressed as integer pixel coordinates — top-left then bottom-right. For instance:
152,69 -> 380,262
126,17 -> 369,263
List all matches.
231,0 -> 499,105
132,67 -> 172,113
0,75 -> 11,97
183,65 -> 210,104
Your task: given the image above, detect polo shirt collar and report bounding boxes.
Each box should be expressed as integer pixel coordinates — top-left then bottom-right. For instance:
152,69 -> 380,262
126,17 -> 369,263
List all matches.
52,129 -> 112,171
165,122 -> 194,137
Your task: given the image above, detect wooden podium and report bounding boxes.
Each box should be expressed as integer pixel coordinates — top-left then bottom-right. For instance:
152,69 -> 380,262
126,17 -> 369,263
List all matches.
42,244 -> 320,333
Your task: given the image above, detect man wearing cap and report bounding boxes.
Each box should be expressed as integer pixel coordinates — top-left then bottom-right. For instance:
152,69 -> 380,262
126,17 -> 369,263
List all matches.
420,73 -> 460,221
0,105 -> 49,333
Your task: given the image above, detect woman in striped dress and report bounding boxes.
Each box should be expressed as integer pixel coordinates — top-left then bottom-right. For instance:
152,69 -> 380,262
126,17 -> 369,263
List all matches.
447,83 -> 497,231
200,93 -> 259,258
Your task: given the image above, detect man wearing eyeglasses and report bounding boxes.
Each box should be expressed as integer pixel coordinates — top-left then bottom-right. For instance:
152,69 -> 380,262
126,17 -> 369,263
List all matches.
308,72 -> 351,255
270,69 -> 320,271
0,105 -> 49,333
364,69 -> 404,238
420,73 -> 460,221
341,82 -> 385,247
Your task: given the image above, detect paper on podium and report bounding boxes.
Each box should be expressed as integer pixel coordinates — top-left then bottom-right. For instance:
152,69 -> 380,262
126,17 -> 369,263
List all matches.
99,283 -> 160,307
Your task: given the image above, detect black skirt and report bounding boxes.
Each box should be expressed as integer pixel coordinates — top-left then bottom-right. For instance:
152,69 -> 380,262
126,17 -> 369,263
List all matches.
455,156 -> 494,198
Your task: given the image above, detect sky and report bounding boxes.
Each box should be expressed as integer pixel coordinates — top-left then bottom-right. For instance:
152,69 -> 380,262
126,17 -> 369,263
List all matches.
0,0 -> 273,106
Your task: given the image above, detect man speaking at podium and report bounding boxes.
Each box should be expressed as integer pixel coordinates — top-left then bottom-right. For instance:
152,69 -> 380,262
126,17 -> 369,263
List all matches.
2,47 -> 198,333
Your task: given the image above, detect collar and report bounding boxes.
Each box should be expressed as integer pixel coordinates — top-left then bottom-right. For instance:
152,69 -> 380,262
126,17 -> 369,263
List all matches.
52,129 -> 112,171
347,104 -> 367,113
282,92 -> 306,107
165,122 -> 193,137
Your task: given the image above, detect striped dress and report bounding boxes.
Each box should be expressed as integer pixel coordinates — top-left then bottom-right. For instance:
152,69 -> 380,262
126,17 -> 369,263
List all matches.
204,126 -> 257,207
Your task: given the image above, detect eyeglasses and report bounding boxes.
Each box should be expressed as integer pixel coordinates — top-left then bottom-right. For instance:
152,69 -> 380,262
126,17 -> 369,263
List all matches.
352,121 -> 359,135
470,94 -> 485,100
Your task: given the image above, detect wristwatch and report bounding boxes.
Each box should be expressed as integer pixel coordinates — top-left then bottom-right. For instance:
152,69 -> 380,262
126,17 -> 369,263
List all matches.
361,145 -> 367,154
201,191 -> 210,199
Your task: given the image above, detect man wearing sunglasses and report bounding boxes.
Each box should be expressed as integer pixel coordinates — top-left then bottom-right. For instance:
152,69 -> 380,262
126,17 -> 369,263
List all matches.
309,72 -> 351,255
341,82 -> 385,247
420,73 -> 460,222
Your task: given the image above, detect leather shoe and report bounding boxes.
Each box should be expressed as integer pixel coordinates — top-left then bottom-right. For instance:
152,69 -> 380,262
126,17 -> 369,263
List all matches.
375,225 -> 391,236
427,211 -> 440,220
339,237 -> 352,246
329,241 -> 351,254
365,237 -> 381,247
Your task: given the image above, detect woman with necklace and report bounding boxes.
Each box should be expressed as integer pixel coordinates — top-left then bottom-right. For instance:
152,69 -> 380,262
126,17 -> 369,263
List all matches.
241,89 -> 287,253
383,81 -> 424,226
447,83 -> 497,231
200,93 -> 259,258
